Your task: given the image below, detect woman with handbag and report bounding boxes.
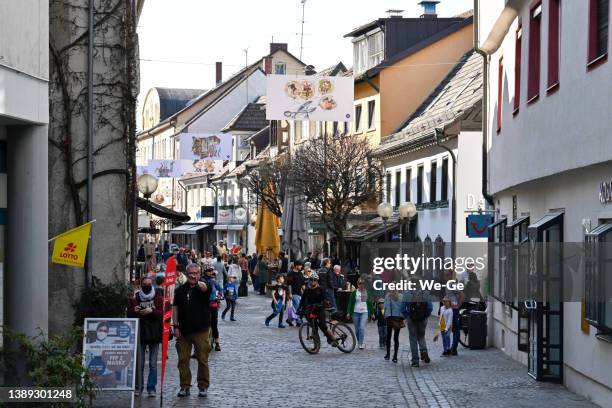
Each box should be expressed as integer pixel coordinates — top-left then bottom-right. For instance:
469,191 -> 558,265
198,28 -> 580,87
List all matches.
201,266 -> 223,351
384,289 -> 405,363
346,278 -> 374,350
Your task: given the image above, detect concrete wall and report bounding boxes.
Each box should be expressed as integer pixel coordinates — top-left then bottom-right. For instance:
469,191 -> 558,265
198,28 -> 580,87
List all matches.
184,70 -> 266,134
380,24 -> 473,139
0,0 -> 49,79
492,162 -> 612,406
141,88 -> 161,130
485,0 -> 612,195
0,0 -> 49,338
48,0 -> 137,334
382,131 -> 487,248
382,138 -> 457,243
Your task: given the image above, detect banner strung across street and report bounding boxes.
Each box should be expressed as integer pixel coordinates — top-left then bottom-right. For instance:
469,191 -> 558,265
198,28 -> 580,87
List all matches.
183,157 -> 224,175
179,132 -> 232,161
82,318 -> 138,391
266,74 -> 354,121
161,255 -> 177,388
136,165 -> 149,176
147,159 -> 191,178
51,221 -> 93,268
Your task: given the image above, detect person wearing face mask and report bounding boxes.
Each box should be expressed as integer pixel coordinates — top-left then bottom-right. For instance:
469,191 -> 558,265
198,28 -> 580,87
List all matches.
128,277 -> 163,397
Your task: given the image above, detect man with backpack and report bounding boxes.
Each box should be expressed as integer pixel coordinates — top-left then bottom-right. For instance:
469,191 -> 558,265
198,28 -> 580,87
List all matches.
402,276 -> 433,368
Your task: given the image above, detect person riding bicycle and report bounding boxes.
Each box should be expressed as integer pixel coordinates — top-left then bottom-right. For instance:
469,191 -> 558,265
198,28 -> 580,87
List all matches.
299,272 -> 338,347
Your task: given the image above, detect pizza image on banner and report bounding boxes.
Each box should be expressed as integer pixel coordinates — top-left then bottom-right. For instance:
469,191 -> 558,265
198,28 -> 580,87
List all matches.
51,221 -> 93,268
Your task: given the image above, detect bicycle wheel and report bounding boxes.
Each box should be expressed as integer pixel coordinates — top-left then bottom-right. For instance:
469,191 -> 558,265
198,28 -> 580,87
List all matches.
332,322 -> 356,353
299,322 -> 320,354
459,329 -> 469,348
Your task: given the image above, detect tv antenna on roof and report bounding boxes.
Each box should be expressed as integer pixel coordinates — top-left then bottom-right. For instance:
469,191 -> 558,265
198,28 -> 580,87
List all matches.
300,0 -> 307,61
386,9 -> 404,17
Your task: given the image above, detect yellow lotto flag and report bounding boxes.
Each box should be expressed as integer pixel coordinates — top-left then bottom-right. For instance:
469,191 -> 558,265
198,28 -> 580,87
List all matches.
51,222 -> 93,268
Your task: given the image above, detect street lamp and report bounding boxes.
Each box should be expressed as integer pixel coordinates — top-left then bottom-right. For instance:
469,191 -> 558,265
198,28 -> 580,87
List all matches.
379,201 -> 417,278
377,202 -> 393,221
137,173 -> 159,199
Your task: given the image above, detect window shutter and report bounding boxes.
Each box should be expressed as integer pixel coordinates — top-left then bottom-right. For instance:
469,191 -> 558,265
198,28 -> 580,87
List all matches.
547,0 -> 561,89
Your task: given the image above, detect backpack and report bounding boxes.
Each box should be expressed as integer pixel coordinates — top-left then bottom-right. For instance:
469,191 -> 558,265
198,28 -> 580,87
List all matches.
409,301 -> 428,321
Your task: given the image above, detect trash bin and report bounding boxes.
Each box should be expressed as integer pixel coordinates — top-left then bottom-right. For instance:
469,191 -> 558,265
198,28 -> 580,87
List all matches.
467,311 -> 487,349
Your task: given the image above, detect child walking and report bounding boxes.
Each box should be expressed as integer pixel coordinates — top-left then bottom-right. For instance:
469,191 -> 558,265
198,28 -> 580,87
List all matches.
439,296 -> 454,356
265,275 -> 287,328
222,275 -> 238,321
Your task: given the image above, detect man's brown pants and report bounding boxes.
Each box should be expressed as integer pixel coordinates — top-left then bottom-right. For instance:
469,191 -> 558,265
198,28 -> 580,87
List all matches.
176,329 -> 211,389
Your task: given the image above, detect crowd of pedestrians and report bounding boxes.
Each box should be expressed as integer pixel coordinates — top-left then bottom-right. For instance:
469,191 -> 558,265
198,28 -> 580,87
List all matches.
130,240 -> 483,399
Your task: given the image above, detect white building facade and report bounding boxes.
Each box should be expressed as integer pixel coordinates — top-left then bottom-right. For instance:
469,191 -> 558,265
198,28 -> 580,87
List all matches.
0,0 -> 49,336
478,0 -> 612,405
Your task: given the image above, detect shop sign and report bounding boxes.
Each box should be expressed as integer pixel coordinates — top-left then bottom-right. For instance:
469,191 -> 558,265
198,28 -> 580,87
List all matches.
599,181 -> 612,204
466,214 -> 494,238
234,207 -> 247,224
217,208 -> 232,223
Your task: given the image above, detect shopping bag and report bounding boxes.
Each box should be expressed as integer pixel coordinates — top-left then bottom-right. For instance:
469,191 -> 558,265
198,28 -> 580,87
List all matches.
287,304 -> 299,321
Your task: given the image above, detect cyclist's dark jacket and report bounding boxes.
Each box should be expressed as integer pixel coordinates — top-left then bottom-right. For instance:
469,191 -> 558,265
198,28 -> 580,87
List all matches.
300,286 -> 326,312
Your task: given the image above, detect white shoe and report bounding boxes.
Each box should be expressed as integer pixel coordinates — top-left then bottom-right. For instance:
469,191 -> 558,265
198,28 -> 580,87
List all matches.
359,344 -> 365,349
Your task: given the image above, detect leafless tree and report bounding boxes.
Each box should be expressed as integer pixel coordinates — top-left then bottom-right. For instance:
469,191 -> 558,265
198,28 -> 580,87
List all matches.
289,134 -> 382,259
243,156 -> 290,218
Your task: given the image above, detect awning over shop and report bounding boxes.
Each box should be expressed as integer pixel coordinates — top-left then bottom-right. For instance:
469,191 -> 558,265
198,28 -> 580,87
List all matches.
344,215 -> 402,242
170,224 -> 211,235
214,224 -> 245,231
138,227 -> 160,234
136,197 -> 190,222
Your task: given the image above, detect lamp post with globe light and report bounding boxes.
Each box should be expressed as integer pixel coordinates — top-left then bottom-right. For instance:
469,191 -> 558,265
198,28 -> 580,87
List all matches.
137,173 -> 159,199
378,201 -> 417,278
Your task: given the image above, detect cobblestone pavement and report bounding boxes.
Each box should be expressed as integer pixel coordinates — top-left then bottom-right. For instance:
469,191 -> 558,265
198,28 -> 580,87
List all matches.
95,289 -> 598,408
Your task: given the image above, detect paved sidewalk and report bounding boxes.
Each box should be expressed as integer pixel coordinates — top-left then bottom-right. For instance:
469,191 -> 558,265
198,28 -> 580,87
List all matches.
94,289 -> 598,408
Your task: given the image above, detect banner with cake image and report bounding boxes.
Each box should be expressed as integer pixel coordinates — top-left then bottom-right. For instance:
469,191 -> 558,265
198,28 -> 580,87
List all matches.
266,74 -> 354,121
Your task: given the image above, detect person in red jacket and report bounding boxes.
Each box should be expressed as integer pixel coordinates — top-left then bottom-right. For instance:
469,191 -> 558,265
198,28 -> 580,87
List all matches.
128,276 -> 163,397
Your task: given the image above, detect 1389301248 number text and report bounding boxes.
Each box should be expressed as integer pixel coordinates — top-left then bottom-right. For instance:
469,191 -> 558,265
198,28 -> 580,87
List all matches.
0,387 -> 76,403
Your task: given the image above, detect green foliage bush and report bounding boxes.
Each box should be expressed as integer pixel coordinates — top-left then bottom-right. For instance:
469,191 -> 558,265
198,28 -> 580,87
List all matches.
73,276 -> 133,326
0,327 -> 97,407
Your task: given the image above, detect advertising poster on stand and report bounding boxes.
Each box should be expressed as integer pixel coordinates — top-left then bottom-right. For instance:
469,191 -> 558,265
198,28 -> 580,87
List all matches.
82,318 -> 138,390
266,74 -> 354,121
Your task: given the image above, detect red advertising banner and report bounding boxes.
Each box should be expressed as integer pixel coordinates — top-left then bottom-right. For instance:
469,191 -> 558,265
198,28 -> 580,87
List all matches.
160,255 -> 177,388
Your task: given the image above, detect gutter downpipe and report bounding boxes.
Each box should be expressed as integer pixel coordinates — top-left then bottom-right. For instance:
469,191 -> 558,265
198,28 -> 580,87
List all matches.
474,0 -> 495,349
474,0 -> 495,208
86,0 -> 94,288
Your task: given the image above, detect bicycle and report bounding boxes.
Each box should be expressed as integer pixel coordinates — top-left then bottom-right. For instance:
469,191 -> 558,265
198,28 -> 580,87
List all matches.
298,306 -> 356,354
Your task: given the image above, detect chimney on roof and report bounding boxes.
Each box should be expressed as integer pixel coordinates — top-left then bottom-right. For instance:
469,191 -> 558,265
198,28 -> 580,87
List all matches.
418,1 -> 440,18
215,62 -> 222,85
263,56 -> 273,74
270,43 -> 288,54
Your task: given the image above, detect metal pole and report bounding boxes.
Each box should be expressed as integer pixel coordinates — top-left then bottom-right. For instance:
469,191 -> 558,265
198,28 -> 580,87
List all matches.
300,0 -> 307,61
86,0 -> 94,287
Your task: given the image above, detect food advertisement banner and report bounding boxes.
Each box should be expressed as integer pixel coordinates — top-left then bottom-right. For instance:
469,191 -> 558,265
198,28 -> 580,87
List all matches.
266,74 -> 354,121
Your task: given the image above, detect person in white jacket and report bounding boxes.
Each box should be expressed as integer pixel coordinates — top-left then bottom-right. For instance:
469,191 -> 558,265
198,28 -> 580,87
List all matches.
439,297 -> 454,357
227,257 -> 242,288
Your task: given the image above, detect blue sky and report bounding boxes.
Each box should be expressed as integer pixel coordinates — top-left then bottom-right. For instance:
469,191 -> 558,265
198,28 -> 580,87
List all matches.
137,0 -> 473,127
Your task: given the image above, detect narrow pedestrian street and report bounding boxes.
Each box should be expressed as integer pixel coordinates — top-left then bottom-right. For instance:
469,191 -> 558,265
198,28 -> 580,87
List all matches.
95,291 -> 595,408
